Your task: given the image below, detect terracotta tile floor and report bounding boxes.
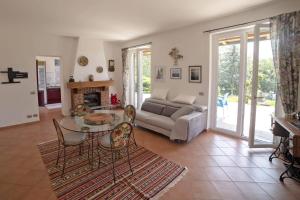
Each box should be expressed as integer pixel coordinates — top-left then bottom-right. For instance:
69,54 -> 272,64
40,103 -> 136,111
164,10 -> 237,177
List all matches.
0,108 -> 299,200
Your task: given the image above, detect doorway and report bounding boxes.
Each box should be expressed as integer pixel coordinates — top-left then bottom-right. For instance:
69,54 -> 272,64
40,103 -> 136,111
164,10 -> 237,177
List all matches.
36,56 -> 62,111
210,23 -> 276,147
128,45 -> 152,109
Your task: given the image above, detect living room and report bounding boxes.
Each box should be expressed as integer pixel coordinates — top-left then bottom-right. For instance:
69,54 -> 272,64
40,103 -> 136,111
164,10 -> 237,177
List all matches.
0,0 -> 300,199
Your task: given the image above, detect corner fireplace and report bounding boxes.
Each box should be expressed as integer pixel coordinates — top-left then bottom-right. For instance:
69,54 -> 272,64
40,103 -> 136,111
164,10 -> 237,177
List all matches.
84,92 -> 101,107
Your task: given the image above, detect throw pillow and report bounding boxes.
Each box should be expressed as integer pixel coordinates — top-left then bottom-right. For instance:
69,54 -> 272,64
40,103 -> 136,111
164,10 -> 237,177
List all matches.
141,102 -> 165,115
151,88 -> 169,100
171,106 -> 194,121
161,106 -> 179,117
172,94 -> 196,105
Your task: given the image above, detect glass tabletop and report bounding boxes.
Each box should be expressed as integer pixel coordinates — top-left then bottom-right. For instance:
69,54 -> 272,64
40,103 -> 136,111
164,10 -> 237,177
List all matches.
59,110 -> 127,133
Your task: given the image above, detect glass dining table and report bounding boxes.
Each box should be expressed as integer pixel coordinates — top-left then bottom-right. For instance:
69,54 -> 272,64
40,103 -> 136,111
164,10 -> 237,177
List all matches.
59,109 -> 128,167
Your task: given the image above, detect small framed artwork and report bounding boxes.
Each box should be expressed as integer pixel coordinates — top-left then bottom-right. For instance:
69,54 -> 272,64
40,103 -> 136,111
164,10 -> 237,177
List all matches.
170,68 -> 182,79
108,60 -> 115,72
155,66 -> 165,81
189,66 -> 202,83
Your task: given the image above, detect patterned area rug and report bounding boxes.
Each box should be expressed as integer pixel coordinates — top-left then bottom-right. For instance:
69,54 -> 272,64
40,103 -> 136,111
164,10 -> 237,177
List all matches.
38,138 -> 187,200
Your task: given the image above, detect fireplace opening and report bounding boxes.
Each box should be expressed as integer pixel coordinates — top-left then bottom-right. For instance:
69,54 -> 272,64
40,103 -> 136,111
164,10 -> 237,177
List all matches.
84,92 -> 101,107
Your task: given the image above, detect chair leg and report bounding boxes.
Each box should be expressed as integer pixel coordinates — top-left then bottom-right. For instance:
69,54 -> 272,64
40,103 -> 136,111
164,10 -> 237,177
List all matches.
131,129 -> 137,147
127,146 -> 133,174
79,144 -> 82,156
97,148 -> 101,169
111,151 -> 116,183
86,141 -> 90,164
56,142 -> 61,166
61,146 -> 66,177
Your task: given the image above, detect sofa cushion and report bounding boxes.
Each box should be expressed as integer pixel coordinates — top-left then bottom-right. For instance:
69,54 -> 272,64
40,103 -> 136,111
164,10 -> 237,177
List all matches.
136,110 -> 158,122
147,115 -> 175,131
171,106 -> 194,121
141,102 -> 165,115
161,106 -> 179,117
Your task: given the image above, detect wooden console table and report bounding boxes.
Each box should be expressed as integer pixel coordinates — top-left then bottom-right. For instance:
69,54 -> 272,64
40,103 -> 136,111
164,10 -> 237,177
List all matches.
273,116 -> 300,182
273,116 -> 300,137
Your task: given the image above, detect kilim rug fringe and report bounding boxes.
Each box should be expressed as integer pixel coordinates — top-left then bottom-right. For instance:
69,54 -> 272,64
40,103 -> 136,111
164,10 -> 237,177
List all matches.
150,167 -> 188,200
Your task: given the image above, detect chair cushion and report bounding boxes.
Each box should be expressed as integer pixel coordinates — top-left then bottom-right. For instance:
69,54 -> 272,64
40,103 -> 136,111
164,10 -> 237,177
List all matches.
171,106 -> 194,121
141,102 -> 165,115
99,134 -> 111,148
64,132 -> 87,145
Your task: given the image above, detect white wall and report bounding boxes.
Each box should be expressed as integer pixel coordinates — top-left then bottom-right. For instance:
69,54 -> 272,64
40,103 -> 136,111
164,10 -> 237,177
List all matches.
73,38 -> 109,82
72,38 -> 123,98
118,0 -> 300,106
0,29 -> 78,127
103,42 -> 123,98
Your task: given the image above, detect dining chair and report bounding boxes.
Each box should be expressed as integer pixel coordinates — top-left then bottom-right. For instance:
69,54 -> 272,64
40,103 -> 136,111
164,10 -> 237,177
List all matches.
72,104 -> 93,116
124,105 -> 137,146
97,122 -> 134,183
280,134 -> 300,183
53,119 -> 90,177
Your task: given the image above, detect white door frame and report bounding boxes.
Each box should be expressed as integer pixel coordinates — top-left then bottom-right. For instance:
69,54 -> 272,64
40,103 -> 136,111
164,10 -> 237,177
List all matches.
248,24 -> 275,148
210,29 -> 249,137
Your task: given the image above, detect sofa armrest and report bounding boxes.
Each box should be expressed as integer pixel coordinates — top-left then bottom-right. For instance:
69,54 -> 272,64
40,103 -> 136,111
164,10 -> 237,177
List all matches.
170,112 -> 207,142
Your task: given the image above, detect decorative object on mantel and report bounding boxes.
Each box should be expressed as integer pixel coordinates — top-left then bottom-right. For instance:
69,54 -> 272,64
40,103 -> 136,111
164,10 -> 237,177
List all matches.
108,59 -> 115,72
170,68 -> 182,79
189,66 -> 202,83
88,74 -> 94,82
96,66 -> 103,73
169,47 -> 183,66
0,67 -> 28,84
69,75 -> 75,82
78,56 -> 88,66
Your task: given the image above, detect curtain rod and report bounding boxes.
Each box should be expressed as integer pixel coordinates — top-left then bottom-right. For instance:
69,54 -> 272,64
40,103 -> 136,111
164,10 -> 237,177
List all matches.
122,42 -> 152,50
203,17 -> 270,33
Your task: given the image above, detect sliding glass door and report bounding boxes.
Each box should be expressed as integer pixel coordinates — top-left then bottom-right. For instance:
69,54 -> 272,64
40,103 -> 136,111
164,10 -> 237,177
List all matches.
211,24 -> 276,147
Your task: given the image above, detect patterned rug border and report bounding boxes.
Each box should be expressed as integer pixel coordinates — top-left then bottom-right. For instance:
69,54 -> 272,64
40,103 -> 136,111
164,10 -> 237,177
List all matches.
150,167 -> 188,200
37,139 -> 188,200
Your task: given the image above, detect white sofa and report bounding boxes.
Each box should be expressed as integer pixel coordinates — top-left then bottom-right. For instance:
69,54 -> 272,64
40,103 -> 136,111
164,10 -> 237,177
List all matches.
135,98 -> 207,142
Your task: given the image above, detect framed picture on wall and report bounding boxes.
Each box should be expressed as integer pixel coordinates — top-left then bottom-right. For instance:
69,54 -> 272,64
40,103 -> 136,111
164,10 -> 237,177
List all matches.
189,66 -> 202,83
170,68 -> 182,79
155,66 -> 165,81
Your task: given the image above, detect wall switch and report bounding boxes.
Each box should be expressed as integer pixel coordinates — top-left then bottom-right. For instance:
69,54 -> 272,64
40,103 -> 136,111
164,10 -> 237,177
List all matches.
33,114 -> 38,117
198,92 -> 204,96
27,115 -> 32,118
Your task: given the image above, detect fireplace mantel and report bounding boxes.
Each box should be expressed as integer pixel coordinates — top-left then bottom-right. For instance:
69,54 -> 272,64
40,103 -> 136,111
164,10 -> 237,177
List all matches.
67,80 -> 114,89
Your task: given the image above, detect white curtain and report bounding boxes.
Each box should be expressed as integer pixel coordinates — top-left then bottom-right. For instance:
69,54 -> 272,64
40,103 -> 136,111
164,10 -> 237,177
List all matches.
122,49 -> 135,107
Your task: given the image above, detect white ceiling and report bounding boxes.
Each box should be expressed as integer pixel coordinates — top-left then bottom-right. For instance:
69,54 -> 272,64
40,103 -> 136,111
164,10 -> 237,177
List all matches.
0,0 -> 277,41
